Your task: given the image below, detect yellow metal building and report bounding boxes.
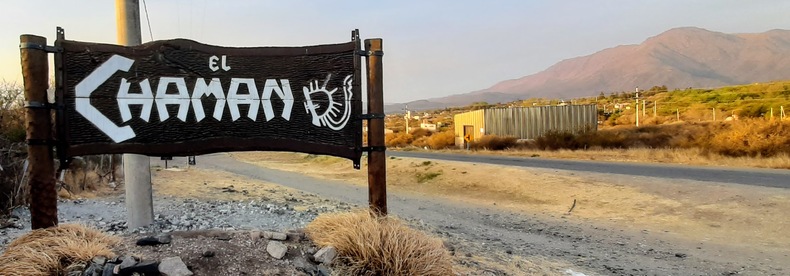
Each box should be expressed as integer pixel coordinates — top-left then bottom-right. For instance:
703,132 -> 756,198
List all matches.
454,104 -> 598,147
453,109 -> 485,147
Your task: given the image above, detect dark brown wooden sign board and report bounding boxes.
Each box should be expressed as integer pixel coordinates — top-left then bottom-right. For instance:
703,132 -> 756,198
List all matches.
21,29 -> 387,229
55,33 -> 363,166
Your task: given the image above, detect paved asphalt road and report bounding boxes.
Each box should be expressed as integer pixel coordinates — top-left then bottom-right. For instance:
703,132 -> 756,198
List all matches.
388,151 -> 790,189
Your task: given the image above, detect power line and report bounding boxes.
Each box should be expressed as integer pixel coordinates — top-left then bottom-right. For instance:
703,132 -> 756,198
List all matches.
142,0 -> 154,41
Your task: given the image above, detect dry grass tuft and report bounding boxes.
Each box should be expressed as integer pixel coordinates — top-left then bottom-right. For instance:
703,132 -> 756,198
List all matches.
0,224 -> 119,276
306,210 -> 453,276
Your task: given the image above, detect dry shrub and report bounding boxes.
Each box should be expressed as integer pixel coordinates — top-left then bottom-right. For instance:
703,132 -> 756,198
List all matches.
306,210 -> 453,276
708,119 -> 790,157
1,82 -> 26,143
385,132 -> 413,148
0,224 -> 119,276
470,135 -> 518,150
535,130 -> 577,150
408,128 -> 432,139
411,136 -> 430,149
533,119 -> 790,157
426,130 -> 455,149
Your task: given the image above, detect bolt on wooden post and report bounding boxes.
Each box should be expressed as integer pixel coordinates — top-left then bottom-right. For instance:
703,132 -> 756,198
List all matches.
20,35 -> 58,229
365,38 -> 387,216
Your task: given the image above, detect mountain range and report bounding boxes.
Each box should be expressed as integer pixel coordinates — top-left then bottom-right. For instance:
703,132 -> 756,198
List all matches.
385,27 -> 790,113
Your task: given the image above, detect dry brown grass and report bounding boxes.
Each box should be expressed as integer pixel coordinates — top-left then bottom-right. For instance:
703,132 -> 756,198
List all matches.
426,130 -> 455,149
520,119 -> 790,166
470,135 -> 519,150
385,132 -> 414,147
0,224 -> 119,276
306,210 -> 453,276
236,152 -> 790,252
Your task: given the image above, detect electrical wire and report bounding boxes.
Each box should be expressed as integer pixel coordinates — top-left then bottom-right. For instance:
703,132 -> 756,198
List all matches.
142,0 -> 154,41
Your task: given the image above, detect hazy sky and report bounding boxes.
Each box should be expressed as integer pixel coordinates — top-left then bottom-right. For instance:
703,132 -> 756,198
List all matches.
3,1 -> 790,103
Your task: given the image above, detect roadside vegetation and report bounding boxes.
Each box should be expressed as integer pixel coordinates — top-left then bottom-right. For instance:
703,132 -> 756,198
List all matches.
1,82 -> 28,214
1,82 -> 115,215
306,210 -> 453,276
385,81 -> 790,169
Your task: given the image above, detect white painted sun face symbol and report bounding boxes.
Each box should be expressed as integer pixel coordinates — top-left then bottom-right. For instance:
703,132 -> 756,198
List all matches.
303,74 -> 353,131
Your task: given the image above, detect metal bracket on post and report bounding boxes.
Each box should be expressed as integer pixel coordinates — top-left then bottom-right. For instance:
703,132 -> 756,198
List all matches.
26,139 -> 56,146
361,146 -> 387,152
356,50 -> 384,57
24,101 -> 52,109
358,113 -> 385,120
19,42 -> 62,53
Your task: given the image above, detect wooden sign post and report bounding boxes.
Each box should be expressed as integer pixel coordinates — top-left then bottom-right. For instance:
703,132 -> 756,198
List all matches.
20,29 -> 388,229
365,39 -> 387,216
19,35 -> 58,229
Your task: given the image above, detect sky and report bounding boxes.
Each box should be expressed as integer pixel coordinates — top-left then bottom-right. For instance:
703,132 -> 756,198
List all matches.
3,0 -> 790,104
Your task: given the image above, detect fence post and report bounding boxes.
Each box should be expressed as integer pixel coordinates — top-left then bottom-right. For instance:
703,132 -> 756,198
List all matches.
20,34 -> 58,229
365,38 -> 387,216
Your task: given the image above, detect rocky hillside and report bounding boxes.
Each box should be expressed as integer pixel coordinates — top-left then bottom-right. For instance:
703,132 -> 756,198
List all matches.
387,27 -> 790,112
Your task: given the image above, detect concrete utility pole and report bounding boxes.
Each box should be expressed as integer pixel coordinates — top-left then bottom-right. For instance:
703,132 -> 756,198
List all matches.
635,87 -> 640,127
653,101 -> 657,117
642,100 -> 646,117
116,0 -> 153,229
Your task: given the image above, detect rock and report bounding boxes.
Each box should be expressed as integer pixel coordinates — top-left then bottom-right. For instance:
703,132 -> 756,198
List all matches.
294,257 -> 318,275
136,234 -> 171,246
101,264 -> 115,276
317,264 -> 332,276
267,241 -> 288,259
157,234 -> 172,244
313,246 -> 337,264
264,231 -> 288,241
118,255 -> 138,270
442,241 -> 455,252
675,253 -> 687,258
82,262 -> 103,276
287,229 -> 306,241
92,256 -> 107,266
159,257 -> 193,276
215,233 -> 232,241
117,260 -> 160,275
202,250 -> 216,258
249,230 -> 262,240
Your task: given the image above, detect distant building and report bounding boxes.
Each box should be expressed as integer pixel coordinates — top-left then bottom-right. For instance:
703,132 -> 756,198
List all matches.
420,122 -> 437,131
453,104 -> 598,147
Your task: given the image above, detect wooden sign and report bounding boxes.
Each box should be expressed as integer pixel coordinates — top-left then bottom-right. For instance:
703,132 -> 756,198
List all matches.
55,36 -> 363,164
21,29 -> 386,230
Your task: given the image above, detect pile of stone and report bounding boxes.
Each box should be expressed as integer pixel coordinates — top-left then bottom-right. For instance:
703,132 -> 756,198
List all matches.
251,229 -> 336,275
68,255 -> 192,276
64,233 -> 192,276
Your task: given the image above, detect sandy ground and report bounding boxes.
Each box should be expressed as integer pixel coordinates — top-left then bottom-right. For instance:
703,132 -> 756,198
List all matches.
148,165 -> 575,275
231,151 -> 790,274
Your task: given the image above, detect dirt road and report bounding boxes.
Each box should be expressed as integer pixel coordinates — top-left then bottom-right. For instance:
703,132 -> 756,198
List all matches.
185,153 -> 788,275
